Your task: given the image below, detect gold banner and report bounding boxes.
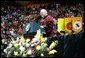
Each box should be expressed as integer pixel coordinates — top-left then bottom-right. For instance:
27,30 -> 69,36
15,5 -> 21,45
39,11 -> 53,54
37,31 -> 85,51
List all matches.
57,17 -> 82,34
64,17 -> 72,33
72,17 -> 82,33
57,18 -> 65,33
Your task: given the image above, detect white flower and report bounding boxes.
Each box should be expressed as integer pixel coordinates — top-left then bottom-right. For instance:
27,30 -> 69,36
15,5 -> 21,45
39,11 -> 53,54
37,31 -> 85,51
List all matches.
1,39 -> 5,43
22,53 -> 27,57
4,49 -> 7,53
44,37 -> 47,41
30,44 -> 34,47
18,42 -> 21,46
49,40 -> 58,50
41,43 -> 47,47
7,51 -> 11,57
27,49 -> 32,55
41,38 -> 45,42
32,38 -> 38,43
41,43 -> 44,46
4,42 -> 7,44
16,37 -> 20,42
34,42 -> 38,46
36,45 -> 41,51
20,51 -> 23,54
26,43 -> 30,48
12,41 -> 17,44
7,46 -> 10,49
8,43 -> 13,48
48,50 -> 57,54
23,42 -> 26,46
26,39 -> 30,43
14,51 -> 18,56
43,43 -> 47,47
22,51 -> 27,57
19,46 -> 25,52
14,44 -> 19,47
41,53 -> 44,57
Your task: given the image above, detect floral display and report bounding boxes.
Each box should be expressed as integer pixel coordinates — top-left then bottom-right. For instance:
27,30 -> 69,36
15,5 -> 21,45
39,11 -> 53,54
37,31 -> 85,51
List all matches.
3,29 -> 58,57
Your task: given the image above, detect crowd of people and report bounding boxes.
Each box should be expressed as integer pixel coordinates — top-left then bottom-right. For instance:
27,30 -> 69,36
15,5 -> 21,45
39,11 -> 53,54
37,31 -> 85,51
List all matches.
1,1 -> 84,57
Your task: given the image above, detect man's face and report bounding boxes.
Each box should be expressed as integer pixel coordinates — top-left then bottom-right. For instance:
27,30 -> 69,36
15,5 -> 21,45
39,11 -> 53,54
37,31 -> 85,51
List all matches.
40,12 -> 44,18
40,9 -> 48,18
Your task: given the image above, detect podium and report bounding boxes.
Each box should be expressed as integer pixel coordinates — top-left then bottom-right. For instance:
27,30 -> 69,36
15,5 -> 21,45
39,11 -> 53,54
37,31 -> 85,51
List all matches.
23,21 -> 40,39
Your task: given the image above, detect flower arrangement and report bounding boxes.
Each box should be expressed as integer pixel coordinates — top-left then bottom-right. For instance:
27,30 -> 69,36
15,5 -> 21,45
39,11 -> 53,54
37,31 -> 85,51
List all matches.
3,29 -> 58,57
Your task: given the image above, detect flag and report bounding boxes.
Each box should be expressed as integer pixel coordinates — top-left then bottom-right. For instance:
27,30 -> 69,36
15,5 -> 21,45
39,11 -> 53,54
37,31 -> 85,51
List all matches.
57,18 -> 64,33
64,18 -> 72,33
72,17 -> 82,33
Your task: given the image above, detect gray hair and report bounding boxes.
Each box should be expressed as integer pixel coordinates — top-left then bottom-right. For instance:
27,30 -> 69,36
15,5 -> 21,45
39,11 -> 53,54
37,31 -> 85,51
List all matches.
40,9 -> 48,18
